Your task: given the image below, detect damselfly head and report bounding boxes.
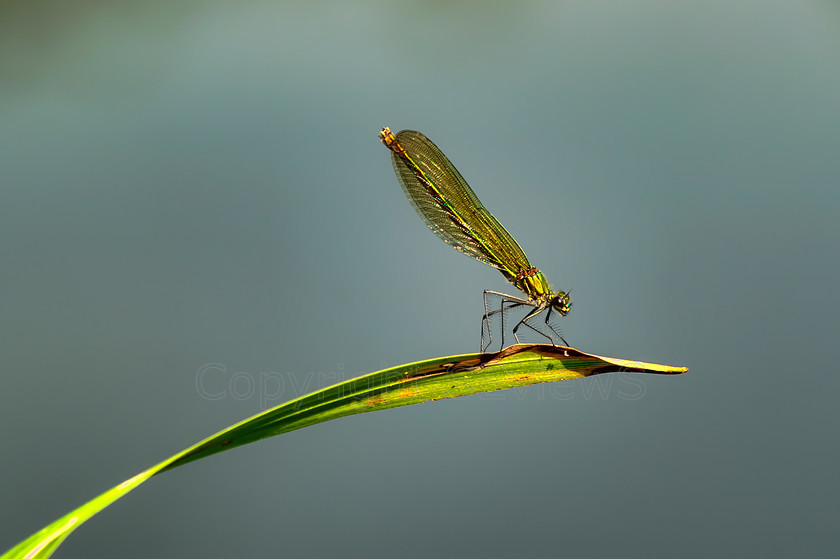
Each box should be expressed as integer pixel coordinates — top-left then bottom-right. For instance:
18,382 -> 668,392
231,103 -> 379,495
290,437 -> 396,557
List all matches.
551,291 -> 572,316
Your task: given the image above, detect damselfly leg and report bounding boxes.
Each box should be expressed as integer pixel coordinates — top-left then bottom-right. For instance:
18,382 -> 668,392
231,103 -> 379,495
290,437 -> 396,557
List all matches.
481,290 -> 568,352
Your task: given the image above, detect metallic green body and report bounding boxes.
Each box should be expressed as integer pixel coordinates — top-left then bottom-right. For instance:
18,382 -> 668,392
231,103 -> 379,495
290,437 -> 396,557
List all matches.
379,126 -> 571,348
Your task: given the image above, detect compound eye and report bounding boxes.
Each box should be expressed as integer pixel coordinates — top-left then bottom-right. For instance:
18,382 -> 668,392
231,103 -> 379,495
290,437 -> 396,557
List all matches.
561,295 -> 572,313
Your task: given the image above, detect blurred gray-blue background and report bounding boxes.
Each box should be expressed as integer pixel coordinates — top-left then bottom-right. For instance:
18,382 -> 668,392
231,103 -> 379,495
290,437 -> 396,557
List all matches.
2,1 -> 839,557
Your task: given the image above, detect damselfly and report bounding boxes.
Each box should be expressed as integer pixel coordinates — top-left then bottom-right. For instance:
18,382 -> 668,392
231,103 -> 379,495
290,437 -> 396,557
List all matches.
380,127 -> 571,351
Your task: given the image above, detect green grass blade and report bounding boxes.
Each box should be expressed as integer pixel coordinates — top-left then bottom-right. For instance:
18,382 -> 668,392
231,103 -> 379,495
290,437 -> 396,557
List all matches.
2,344 -> 686,559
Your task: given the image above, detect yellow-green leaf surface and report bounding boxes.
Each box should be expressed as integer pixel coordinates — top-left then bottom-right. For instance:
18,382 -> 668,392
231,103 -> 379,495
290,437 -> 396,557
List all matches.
3,345 -> 687,559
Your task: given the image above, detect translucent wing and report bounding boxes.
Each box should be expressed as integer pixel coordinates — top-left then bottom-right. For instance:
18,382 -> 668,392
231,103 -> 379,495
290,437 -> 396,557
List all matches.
381,128 -> 531,282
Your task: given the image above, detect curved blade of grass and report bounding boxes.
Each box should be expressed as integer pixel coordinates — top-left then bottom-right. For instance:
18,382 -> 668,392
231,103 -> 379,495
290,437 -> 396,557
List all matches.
3,344 -> 687,559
